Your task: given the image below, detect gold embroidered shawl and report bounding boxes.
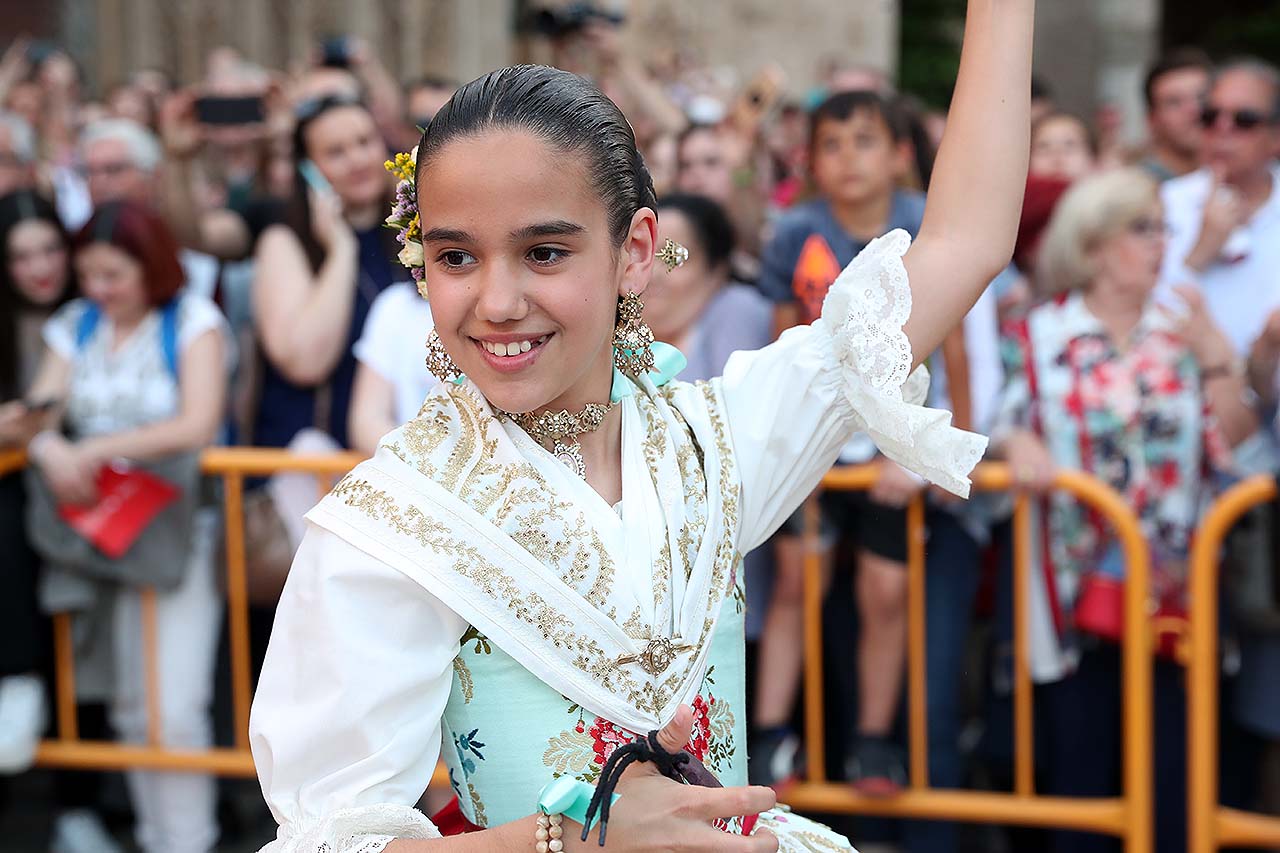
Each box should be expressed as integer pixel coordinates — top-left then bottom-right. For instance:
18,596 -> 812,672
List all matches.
306,378 -> 742,733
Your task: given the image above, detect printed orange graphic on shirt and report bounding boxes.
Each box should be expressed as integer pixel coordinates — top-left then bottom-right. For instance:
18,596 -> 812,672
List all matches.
791,234 -> 841,324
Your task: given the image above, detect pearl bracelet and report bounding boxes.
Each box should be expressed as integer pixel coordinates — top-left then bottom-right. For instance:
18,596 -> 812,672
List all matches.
535,812 -> 564,853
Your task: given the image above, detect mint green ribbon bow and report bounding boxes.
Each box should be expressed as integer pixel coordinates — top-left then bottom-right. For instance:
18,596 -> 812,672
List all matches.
610,341 -> 687,402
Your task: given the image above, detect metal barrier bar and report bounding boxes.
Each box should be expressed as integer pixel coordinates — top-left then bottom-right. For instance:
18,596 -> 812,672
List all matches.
52,614 -> 77,741
802,495 -> 826,783
1013,494 -> 1034,797
791,464 -> 1152,853
222,471 -> 252,751
907,495 -> 927,789
1187,475 -> 1280,853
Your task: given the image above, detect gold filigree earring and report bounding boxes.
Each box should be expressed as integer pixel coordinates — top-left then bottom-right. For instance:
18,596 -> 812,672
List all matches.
612,291 -> 656,376
425,329 -> 465,384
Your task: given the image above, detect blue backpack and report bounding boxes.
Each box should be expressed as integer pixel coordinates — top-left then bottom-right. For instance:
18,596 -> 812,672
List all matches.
74,298 -> 181,379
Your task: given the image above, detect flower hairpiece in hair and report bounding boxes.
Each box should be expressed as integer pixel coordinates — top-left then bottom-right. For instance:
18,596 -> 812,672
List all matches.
384,146 -> 426,296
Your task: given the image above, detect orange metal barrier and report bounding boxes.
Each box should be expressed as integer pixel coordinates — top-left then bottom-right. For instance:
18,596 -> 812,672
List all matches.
2,449 -> 1154,848
782,464 -> 1154,853
7,447 -> 364,777
1187,475 -> 1280,853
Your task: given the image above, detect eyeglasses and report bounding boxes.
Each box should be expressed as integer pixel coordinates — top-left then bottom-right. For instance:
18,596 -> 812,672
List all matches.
1200,106 -> 1275,131
1127,216 -> 1169,240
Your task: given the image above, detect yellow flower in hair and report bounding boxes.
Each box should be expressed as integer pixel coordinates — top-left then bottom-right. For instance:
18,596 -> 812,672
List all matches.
384,149 -> 417,182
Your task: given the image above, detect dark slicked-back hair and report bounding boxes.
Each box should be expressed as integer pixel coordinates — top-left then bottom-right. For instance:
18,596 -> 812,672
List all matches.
415,65 -> 658,246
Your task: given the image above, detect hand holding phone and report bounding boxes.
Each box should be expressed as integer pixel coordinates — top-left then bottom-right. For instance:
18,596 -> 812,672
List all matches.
300,160 -> 352,251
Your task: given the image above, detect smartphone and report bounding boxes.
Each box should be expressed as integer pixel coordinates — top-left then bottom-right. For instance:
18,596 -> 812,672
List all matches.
298,159 -> 334,196
320,36 -> 351,68
194,95 -> 265,126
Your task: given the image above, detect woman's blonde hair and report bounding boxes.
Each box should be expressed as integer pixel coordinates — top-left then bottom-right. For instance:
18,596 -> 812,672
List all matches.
1036,167 -> 1160,295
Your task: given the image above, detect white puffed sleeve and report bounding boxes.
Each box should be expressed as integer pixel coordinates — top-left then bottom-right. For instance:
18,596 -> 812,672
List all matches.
250,524 -> 468,853
720,229 -> 987,552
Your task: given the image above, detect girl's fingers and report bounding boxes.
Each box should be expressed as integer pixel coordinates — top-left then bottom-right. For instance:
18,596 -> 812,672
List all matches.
680,784 -> 777,823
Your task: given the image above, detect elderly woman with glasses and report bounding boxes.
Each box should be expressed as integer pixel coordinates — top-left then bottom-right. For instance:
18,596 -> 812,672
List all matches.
989,166 -> 1255,853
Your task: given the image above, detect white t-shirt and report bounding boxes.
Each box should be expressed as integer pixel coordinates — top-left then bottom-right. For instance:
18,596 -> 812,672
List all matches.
1159,166 -> 1280,355
352,283 -> 438,426
44,294 -> 230,437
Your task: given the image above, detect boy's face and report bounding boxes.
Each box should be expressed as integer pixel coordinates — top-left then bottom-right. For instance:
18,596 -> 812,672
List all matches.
809,110 -> 907,206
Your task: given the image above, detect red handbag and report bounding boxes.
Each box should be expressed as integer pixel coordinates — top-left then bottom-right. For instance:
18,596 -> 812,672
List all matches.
1075,572 -> 1189,663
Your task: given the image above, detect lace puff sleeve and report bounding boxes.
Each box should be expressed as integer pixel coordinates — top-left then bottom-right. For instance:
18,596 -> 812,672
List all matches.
250,526 -> 467,853
719,230 -> 988,552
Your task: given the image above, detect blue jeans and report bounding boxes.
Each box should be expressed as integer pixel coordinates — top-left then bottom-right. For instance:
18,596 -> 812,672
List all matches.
902,510 -> 984,853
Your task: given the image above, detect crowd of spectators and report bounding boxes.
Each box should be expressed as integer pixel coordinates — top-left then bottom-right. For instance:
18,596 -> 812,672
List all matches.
0,19 -> 1279,853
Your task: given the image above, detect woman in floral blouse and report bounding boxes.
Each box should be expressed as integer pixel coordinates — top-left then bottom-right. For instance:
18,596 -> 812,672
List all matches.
990,167 -> 1255,853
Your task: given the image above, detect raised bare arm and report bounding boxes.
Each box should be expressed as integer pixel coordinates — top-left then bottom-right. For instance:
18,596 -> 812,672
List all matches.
901,0 -> 1035,368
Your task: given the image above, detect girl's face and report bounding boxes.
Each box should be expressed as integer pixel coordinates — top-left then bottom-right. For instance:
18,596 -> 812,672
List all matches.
7,219 -> 69,307
75,243 -> 149,324
644,209 -> 722,342
303,106 -> 389,210
417,130 -> 656,415
1089,200 -> 1167,300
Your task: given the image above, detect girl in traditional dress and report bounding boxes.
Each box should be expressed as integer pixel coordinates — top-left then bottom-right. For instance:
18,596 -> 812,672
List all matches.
250,2 -> 1034,850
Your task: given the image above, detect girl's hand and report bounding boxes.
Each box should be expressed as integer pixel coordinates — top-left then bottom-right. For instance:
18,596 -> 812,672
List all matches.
1003,429 -> 1056,494
599,706 -> 779,851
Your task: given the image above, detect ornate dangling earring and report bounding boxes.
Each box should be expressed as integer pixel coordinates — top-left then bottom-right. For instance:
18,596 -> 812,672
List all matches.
612,291 -> 656,376
425,330 -> 465,384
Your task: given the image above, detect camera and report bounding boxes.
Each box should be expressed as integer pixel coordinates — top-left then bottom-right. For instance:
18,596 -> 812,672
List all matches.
524,3 -> 625,38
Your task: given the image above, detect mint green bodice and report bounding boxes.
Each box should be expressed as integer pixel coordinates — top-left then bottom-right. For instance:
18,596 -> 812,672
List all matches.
441,588 -> 748,827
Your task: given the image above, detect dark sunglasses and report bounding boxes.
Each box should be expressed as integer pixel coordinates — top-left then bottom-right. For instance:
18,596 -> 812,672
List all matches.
1200,106 -> 1274,131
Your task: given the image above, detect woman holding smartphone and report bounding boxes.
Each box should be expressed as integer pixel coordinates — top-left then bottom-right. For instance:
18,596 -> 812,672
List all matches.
250,94 -> 398,453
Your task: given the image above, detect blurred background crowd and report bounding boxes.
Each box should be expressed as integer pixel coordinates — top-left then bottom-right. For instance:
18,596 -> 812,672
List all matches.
2,1 -> 1280,852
